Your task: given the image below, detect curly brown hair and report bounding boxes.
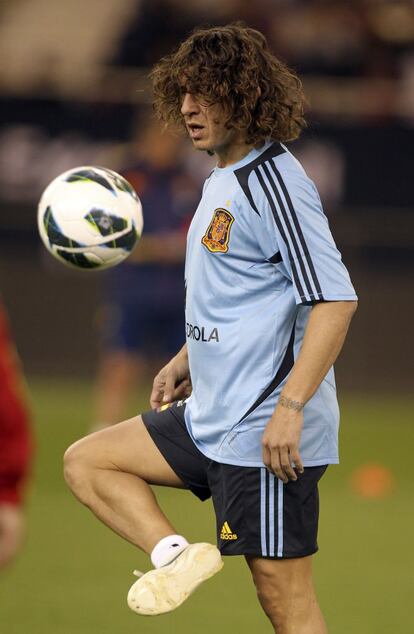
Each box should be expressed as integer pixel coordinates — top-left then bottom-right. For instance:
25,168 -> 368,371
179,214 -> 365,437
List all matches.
150,23 -> 306,145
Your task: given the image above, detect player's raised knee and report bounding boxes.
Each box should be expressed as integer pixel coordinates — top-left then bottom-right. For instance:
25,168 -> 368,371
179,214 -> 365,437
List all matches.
63,438 -> 95,504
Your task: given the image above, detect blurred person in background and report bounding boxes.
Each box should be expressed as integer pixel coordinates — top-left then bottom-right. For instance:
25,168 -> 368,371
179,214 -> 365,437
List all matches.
0,302 -> 32,569
92,114 -> 200,430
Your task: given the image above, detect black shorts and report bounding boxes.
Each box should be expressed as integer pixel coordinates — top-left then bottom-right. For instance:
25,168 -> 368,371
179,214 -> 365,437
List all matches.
142,401 -> 327,559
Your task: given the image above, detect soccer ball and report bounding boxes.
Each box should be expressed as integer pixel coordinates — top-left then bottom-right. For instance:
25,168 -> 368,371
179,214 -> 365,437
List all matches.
37,166 -> 143,270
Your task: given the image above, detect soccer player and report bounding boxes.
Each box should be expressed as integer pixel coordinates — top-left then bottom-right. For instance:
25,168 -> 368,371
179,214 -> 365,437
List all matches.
64,24 -> 358,633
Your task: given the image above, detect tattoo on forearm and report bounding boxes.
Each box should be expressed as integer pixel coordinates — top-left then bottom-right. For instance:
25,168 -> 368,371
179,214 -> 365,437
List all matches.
279,395 -> 305,412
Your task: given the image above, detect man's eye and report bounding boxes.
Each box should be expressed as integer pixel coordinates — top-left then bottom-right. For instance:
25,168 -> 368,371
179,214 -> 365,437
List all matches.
196,96 -> 213,108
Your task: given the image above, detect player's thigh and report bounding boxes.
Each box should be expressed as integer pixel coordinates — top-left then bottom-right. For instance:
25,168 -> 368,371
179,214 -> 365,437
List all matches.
66,416 -> 185,488
246,554 -> 314,598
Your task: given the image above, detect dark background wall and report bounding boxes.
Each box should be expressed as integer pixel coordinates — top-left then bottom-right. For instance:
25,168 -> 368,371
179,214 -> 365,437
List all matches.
0,0 -> 413,393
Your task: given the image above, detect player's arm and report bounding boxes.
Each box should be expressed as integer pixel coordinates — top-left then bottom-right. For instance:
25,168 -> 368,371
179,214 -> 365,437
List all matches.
150,344 -> 191,409
262,300 -> 357,482
249,165 -> 358,481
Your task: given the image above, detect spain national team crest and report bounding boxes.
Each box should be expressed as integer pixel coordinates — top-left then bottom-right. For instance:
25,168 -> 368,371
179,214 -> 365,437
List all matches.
201,208 -> 234,253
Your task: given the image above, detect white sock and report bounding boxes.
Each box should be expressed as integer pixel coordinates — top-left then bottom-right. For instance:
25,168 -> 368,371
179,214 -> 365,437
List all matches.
150,535 -> 189,569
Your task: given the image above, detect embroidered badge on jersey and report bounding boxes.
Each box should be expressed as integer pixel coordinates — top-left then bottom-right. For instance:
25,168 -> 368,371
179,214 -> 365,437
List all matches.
201,208 -> 234,253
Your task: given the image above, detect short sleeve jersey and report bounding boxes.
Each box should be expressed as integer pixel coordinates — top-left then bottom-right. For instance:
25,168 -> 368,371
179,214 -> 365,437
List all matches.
184,141 -> 357,467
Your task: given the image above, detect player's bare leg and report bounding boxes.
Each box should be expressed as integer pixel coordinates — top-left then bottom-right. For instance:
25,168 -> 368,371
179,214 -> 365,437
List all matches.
64,416 -> 185,551
64,417 -> 222,614
246,555 -> 328,634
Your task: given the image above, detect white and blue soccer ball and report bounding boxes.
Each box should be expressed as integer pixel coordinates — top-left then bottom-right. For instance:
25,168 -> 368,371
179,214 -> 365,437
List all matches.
37,166 -> 143,270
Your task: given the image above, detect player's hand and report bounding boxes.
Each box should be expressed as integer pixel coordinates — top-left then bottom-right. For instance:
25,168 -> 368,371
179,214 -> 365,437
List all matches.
0,504 -> 25,569
262,404 -> 304,483
150,346 -> 191,409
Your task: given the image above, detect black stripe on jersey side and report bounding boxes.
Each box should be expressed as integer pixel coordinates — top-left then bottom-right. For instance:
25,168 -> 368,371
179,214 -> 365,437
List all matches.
238,321 -> 296,423
268,161 -> 324,300
255,168 -> 306,300
268,251 -> 282,264
234,143 -> 286,216
203,170 -> 214,194
260,162 -> 316,301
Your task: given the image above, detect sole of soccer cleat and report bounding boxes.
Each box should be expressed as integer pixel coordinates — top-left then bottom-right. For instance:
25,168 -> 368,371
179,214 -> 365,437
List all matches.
127,542 -> 223,616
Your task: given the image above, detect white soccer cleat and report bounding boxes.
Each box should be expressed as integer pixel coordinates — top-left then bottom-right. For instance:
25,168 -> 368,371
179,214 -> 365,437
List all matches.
127,542 -> 223,616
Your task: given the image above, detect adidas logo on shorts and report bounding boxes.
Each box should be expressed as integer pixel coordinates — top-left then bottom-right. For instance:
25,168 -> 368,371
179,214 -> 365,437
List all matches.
220,521 -> 238,540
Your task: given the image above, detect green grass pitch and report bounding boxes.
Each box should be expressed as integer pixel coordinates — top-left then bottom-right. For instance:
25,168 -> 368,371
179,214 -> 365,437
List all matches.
1,379 -> 413,633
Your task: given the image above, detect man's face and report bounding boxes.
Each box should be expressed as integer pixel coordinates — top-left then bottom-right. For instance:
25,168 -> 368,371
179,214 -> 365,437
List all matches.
180,93 -> 238,154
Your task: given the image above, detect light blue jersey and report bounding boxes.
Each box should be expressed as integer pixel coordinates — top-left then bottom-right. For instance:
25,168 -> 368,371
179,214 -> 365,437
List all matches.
184,141 -> 357,467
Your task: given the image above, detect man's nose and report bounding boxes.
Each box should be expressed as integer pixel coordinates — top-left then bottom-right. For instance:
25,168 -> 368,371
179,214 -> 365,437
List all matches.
181,93 -> 199,116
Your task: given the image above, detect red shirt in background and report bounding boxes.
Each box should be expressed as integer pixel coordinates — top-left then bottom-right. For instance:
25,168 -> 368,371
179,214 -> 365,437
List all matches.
0,305 -> 32,506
